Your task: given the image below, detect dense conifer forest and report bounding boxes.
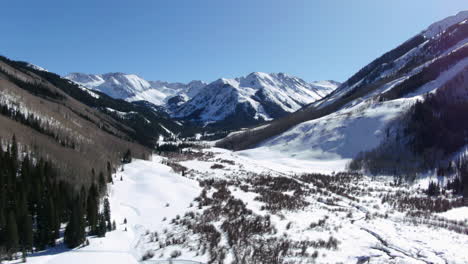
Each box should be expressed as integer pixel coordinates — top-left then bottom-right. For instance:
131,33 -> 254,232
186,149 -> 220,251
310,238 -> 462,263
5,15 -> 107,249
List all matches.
0,135 -> 113,261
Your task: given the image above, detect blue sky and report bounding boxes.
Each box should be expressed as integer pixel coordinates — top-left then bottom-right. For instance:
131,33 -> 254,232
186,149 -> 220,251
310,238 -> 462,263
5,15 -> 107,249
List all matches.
2,0 -> 467,83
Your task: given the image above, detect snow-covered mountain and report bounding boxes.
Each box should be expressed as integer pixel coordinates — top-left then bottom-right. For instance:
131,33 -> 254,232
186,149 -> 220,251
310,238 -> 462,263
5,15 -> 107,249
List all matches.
173,72 -> 338,127
218,10 -> 468,159
67,71 -> 339,128
65,72 -> 207,106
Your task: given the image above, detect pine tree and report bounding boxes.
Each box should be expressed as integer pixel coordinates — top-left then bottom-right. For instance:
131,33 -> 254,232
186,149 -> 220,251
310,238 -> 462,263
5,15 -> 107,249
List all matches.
64,198 -> 85,248
106,161 -> 113,184
97,213 -> 107,237
103,198 -> 111,228
5,211 -> 19,258
86,184 -> 99,235
98,172 -> 106,194
10,134 -> 18,170
122,149 -> 132,164
21,214 -> 33,251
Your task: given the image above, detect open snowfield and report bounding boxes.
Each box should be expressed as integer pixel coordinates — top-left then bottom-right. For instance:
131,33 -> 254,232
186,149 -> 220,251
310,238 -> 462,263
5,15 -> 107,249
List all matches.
10,146 -> 468,264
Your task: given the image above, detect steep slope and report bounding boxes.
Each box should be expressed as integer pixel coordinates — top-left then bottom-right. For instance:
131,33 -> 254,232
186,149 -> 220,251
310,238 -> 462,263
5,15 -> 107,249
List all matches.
66,72 -> 206,106
173,72 -> 338,128
217,11 -> 468,157
0,56 -> 151,185
0,55 -> 195,176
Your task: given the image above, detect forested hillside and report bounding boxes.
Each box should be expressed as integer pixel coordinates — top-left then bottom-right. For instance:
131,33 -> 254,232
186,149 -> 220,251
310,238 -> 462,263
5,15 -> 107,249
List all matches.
0,137 -> 114,260
0,55 -> 185,261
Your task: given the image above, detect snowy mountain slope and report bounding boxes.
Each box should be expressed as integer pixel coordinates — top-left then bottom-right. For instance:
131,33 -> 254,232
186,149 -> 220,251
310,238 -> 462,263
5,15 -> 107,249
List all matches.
314,10 -> 468,111
65,72 -> 207,106
423,10 -> 468,38
260,55 -> 468,159
217,10 -> 468,156
68,71 -> 338,129
173,72 -> 338,126
259,98 -> 415,159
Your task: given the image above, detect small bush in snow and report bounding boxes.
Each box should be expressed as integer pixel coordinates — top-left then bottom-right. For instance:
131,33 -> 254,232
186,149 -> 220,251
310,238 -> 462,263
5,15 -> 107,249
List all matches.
141,250 -> 154,261
170,250 -> 181,258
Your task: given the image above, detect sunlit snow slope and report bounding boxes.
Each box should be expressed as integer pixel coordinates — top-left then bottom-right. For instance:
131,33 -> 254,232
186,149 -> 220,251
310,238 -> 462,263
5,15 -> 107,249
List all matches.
236,10 -> 468,160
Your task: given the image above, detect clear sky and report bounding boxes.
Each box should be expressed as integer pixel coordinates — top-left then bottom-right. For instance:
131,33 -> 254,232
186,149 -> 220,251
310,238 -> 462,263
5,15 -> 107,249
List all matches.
1,0 -> 467,83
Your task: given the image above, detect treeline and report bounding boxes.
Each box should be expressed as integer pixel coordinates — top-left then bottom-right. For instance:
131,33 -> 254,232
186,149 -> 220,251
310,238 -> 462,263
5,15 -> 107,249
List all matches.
381,44 -> 468,101
155,142 -> 198,153
0,136 -> 113,261
349,68 -> 468,198
0,103 -> 76,150
425,155 -> 468,198
0,65 -> 64,101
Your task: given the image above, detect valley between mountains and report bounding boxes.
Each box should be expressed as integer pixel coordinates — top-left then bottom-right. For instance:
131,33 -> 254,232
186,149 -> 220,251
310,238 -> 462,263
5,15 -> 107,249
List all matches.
1,9 -> 468,264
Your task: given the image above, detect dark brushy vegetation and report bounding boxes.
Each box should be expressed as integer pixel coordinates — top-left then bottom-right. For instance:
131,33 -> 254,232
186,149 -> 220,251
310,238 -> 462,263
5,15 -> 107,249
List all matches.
148,177 -> 341,264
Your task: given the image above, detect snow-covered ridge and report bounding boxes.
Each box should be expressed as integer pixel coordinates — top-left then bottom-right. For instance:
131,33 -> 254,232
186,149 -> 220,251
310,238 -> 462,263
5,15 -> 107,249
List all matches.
67,71 -> 339,126
65,72 -> 207,106
423,10 -> 468,38
173,72 -> 339,123
228,10 -> 468,160
26,63 -> 48,72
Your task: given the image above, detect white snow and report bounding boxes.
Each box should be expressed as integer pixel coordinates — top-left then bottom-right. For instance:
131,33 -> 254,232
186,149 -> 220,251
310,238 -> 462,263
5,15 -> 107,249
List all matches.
258,98 -> 414,160
12,147 -> 468,264
14,156 -> 202,264
26,63 -> 48,72
423,10 -> 468,38
174,72 -> 338,123
438,207 -> 468,221
65,73 -> 207,106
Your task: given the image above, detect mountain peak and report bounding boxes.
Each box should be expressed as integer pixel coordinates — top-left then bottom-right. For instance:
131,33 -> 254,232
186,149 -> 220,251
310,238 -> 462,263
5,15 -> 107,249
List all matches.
423,10 -> 468,38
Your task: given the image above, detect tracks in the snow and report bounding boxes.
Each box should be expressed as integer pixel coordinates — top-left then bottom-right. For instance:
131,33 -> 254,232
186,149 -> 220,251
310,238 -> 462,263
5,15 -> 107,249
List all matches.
360,227 -> 445,264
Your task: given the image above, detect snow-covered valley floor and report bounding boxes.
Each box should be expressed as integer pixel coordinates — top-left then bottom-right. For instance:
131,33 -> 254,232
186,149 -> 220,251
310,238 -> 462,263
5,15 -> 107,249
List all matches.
13,146 -> 468,264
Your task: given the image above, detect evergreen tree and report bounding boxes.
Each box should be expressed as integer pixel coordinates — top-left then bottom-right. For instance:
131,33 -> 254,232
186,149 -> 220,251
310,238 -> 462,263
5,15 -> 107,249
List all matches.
106,161 -> 113,183
5,211 -> 19,257
98,172 -> 106,194
64,198 -> 85,248
104,198 -> 112,231
10,134 -> 18,169
122,149 -> 132,164
21,214 -> 33,251
86,184 -> 99,235
97,213 -> 107,237
0,134 -> 112,254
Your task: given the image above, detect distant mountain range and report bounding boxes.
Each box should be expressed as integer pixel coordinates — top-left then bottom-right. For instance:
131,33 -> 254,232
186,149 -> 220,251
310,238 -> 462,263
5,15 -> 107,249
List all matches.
66,72 -> 339,128
65,72 -> 207,106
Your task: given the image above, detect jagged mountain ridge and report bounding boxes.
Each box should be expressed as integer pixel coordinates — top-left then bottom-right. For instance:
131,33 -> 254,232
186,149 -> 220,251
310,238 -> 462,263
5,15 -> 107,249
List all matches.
217,10 -> 468,155
67,71 -> 339,128
173,72 -> 338,125
65,72 -> 207,106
